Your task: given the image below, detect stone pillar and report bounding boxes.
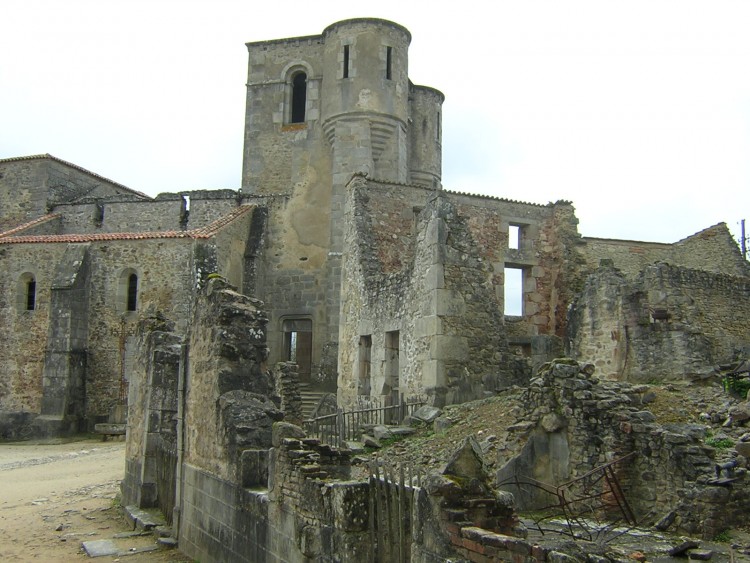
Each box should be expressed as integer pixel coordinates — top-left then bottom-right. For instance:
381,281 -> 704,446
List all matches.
37,244 -> 91,436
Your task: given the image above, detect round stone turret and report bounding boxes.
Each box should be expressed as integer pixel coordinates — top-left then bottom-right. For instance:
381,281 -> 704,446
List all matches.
321,19 -> 412,182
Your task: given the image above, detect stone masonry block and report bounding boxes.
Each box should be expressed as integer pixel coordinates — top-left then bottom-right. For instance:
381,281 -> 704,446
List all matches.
423,288 -> 465,316
430,335 -> 468,362
424,264 -> 445,290
414,315 -> 443,337
422,359 -> 446,387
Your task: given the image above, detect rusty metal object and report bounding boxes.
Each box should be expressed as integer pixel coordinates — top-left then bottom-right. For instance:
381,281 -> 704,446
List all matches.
498,452 -> 637,542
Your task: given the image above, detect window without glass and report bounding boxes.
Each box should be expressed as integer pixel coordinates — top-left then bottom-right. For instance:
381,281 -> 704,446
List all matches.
282,318 -> 312,380
26,278 -> 36,311
343,45 -> 350,78
357,335 -> 372,396
385,46 -> 392,80
385,330 -> 400,398
126,274 -> 138,312
508,225 -> 520,249
291,72 -> 307,123
17,272 -> 37,312
504,267 -> 524,316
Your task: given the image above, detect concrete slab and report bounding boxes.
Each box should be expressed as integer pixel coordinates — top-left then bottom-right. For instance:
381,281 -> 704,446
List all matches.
82,539 -> 118,557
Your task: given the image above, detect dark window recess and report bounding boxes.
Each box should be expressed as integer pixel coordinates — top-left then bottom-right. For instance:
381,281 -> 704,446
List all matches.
386,46 -> 392,80
127,273 -> 138,312
291,72 -> 307,123
358,335 -> 372,395
94,202 -> 104,225
437,112 -> 441,141
282,319 -> 312,381
343,45 -> 350,78
26,279 -> 36,311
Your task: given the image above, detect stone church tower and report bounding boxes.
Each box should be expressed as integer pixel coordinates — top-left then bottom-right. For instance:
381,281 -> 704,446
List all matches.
239,19 -> 444,395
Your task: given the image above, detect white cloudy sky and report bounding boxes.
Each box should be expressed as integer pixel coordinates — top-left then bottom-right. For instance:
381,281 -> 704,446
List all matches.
2,0 -> 749,245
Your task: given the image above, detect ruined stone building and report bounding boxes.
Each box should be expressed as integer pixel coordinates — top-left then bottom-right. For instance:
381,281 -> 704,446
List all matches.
0,18 -> 748,443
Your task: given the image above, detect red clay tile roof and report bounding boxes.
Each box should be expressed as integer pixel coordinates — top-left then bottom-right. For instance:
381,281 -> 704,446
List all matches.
0,205 -> 255,245
0,213 -> 62,238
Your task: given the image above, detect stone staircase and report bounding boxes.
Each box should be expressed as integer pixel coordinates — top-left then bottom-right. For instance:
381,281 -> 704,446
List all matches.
299,385 -> 328,418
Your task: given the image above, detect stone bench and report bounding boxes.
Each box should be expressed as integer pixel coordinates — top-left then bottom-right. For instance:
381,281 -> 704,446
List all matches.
94,423 -> 126,441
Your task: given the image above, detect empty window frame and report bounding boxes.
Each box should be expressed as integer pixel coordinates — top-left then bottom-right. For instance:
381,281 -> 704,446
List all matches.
357,335 -> 372,396
290,72 -> 307,123
343,45 -> 350,78
385,46 -> 392,80
504,267 -> 524,316
17,272 -> 37,312
126,273 -> 138,311
508,225 -> 520,249
26,278 -> 36,311
118,268 -> 140,313
385,330 -> 400,399
282,318 -> 313,380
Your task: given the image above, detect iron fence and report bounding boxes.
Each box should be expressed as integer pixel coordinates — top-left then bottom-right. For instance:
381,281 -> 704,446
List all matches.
303,395 -> 425,447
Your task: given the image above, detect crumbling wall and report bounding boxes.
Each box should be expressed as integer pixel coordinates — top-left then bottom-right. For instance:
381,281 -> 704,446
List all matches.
121,314 -> 181,510
339,178 -> 580,409
569,262 -> 750,381
182,277 -> 276,481
495,359 -> 750,539
581,223 -> 749,280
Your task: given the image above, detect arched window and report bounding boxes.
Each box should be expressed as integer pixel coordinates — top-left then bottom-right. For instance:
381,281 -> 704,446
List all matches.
126,273 -> 138,312
17,272 -> 37,312
26,278 -> 37,311
291,72 -> 307,123
118,268 -> 140,313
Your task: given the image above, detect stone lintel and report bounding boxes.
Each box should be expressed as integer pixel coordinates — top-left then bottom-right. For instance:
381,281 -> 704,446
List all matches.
429,335 -> 468,361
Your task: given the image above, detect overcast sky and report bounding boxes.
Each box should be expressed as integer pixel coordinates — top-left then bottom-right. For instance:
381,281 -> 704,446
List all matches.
2,0 -> 749,245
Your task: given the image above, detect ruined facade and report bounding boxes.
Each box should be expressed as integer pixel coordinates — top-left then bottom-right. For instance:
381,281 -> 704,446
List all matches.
0,18 -> 748,439
2,16 -> 749,562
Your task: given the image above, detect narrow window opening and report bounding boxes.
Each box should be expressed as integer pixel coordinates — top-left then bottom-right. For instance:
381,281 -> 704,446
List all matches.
180,194 -> 190,229
385,46 -> 392,80
436,112 -> 441,142
508,225 -> 520,249
126,273 -> 138,312
343,45 -> 350,78
282,319 -> 312,381
291,72 -> 307,123
384,331 -> 400,413
504,267 -> 524,316
94,202 -> 104,226
26,279 -> 36,311
357,335 -> 372,396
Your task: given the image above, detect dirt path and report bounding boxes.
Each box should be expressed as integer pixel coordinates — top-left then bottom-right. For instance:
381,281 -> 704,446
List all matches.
0,438 -> 188,562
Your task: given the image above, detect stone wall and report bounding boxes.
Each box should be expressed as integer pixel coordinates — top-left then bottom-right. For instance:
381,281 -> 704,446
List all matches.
495,359 -> 750,539
581,223 -> 749,280
122,314 -> 181,509
0,204 -> 255,437
182,278 -> 277,481
0,243 -> 65,416
568,262 -> 750,381
0,155 -> 147,231
338,178 -> 580,408
241,193 -> 340,388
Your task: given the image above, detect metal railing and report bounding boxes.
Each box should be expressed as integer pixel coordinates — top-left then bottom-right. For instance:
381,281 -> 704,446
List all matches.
303,395 -> 425,447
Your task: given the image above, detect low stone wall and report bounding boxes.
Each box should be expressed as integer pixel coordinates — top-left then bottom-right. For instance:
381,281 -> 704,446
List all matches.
179,463 -> 270,563
496,359 -> 750,539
